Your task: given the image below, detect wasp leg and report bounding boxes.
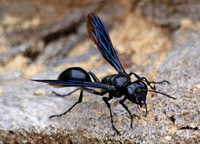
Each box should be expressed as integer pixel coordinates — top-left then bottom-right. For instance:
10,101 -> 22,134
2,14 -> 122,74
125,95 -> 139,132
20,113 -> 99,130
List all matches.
129,72 -> 170,89
102,95 -> 120,134
83,87 -> 107,95
51,88 -> 80,97
49,90 -> 83,119
129,72 -> 155,90
88,71 -> 100,83
148,80 -> 170,85
119,97 -> 133,128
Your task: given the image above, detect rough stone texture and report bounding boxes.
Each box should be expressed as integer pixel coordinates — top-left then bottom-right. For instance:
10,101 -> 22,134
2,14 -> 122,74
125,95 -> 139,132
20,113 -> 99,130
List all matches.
154,28 -> 200,143
141,0 -> 200,29
0,0 -> 200,143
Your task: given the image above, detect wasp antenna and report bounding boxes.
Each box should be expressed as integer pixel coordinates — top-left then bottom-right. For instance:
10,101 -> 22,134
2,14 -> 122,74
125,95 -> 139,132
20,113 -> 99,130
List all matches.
143,90 -> 176,99
144,102 -> 148,117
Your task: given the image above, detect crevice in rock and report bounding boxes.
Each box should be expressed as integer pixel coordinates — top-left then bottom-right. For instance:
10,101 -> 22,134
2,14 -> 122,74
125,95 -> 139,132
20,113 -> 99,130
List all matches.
169,115 -> 175,123
179,126 -> 199,131
42,21 -> 80,44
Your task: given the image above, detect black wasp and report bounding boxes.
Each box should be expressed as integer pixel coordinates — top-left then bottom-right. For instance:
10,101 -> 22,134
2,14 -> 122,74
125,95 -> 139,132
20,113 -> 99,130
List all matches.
32,13 -> 175,134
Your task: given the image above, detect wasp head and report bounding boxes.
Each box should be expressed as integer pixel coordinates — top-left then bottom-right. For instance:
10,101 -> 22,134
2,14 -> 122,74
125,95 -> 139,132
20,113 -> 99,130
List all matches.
125,81 -> 148,115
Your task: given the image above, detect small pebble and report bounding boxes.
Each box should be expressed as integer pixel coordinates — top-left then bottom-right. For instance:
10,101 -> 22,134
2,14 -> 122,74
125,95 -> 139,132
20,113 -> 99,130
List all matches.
196,84 -> 200,89
0,89 -> 4,94
34,88 -> 46,96
165,135 -> 171,140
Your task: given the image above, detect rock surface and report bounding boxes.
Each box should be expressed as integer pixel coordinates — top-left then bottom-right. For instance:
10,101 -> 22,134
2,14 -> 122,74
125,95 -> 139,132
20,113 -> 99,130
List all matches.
0,0 -> 200,143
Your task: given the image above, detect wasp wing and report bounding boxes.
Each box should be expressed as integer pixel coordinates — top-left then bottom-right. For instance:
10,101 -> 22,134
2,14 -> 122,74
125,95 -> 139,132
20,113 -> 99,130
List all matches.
31,79 -> 112,90
87,13 -> 125,73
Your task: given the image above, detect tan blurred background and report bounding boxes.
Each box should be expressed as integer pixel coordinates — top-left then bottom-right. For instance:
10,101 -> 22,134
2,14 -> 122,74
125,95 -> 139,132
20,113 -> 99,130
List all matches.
2,0 -> 199,79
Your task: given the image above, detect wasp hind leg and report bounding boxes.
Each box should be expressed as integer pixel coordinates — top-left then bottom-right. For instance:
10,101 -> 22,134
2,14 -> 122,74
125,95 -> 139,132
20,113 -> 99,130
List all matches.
49,90 -> 83,119
51,88 -> 80,97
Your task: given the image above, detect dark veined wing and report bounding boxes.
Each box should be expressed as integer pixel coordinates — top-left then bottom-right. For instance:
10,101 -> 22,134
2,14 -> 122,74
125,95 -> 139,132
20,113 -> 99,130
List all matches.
31,79 -> 112,90
87,13 -> 125,73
